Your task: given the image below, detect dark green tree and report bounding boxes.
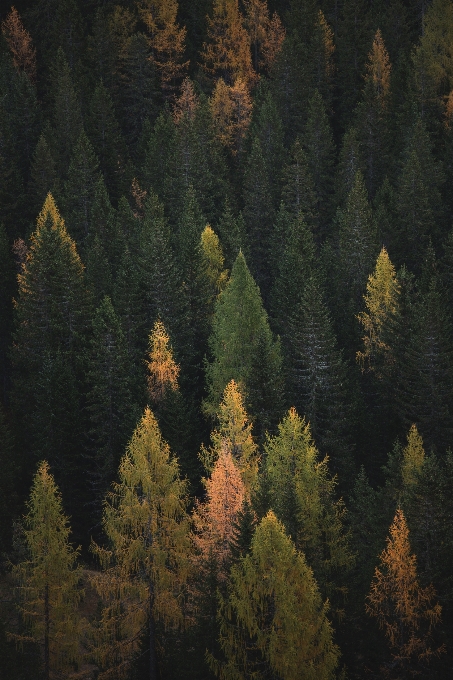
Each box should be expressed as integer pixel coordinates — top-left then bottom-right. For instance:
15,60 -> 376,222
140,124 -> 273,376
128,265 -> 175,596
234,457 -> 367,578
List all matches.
280,137 -> 317,231
28,134 -> 57,221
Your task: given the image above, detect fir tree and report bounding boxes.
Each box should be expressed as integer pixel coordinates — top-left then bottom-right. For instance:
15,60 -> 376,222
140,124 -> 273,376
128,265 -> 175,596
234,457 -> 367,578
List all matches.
91,407 -> 191,680
280,137 -> 317,230
209,511 -> 340,680
11,461 -> 84,680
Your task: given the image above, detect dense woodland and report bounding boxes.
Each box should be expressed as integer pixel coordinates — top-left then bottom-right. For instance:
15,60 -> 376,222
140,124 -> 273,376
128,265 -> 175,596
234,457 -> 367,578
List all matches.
1,0 -> 453,678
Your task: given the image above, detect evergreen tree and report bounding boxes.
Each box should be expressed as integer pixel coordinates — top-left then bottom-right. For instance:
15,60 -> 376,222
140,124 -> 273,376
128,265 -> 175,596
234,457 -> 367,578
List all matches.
205,252 -> 283,435
250,88 -> 285,207
209,511 -> 340,680
0,404 -> 17,553
28,134 -> 57,220
11,461 -> 84,680
11,194 -> 88,499
303,89 -> 335,238
216,199 -> 246,269
263,408 -> 353,609
86,296 -> 135,507
242,136 -> 275,297
91,407 -> 191,680
280,137 -> 317,230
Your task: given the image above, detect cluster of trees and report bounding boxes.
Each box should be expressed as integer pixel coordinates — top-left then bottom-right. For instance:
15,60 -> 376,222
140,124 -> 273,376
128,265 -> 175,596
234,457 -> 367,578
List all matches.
1,0 -> 453,677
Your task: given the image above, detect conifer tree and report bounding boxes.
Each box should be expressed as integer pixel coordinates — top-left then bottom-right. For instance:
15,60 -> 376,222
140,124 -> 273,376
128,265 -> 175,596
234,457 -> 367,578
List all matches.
366,508 -> 444,675
12,194 -> 89,493
401,424 -> 425,489
28,135 -> 57,220
0,404 -> 16,552
50,48 -> 83,178
1,7 -> 36,82
11,461 -> 84,680
216,199 -> 246,268
210,511 -> 340,680
334,125 -> 363,208
210,77 -> 253,157
242,136 -> 275,296
86,296 -> 135,506
205,251 -> 283,434
251,88 -> 285,206
303,89 -> 335,237
201,379 -> 258,493
357,246 -> 401,375
280,137 -> 317,230
91,407 -> 191,680
289,275 -> 352,476
263,408 -> 353,606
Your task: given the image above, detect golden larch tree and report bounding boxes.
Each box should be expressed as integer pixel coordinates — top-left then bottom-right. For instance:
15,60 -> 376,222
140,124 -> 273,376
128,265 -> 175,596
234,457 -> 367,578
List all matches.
366,508 -> 444,674
146,318 -> 180,403
402,424 -> 425,488
210,76 -> 253,155
365,29 -> 391,111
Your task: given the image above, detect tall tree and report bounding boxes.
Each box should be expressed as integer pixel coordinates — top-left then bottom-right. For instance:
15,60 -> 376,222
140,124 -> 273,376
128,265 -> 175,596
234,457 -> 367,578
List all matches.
11,461 -> 84,680
209,511 -> 340,680
205,251 -> 283,436
91,407 -> 191,680
1,6 -> 36,82
263,407 -> 353,610
366,508 -> 444,676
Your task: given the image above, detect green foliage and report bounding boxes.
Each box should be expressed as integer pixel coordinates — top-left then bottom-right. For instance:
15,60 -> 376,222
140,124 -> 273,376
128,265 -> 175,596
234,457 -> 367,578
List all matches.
11,461 -> 84,680
210,511 -> 340,680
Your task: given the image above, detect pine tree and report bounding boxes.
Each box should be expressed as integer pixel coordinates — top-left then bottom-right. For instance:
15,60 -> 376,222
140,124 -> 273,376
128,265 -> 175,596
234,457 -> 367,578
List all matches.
91,407 -> 191,680
401,424 -> 425,489
11,461 -> 84,680
86,296 -> 135,506
28,135 -> 57,220
209,511 -> 340,680
263,408 -> 353,607
334,125 -> 364,207
251,87 -> 285,206
280,137 -> 317,230
205,251 -> 283,433
366,508 -> 444,675
216,199 -> 246,268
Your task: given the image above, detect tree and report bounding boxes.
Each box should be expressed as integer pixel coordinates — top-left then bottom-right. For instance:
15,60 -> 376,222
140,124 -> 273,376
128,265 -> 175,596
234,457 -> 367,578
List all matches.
210,77 -> 253,156
209,511 -> 340,680
1,6 -> 36,82
366,508 -> 444,675
401,424 -> 425,489
200,0 -> 256,90
91,407 -> 191,680
11,194 -> 88,495
86,296 -> 135,506
11,461 -> 84,680
263,408 -> 353,608
28,134 -> 57,219
357,246 -> 401,375
201,379 -> 258,493
139,0 -> 188,100
280,139 -> 317,228
205,251 -> 283,434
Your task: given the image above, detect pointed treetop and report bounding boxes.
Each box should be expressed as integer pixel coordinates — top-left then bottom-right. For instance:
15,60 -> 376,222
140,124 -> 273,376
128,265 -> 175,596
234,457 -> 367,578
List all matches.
36,192 -> 65,234
402,425 -> 425,487
146,319 -> 180,403
365,29 -> 391,109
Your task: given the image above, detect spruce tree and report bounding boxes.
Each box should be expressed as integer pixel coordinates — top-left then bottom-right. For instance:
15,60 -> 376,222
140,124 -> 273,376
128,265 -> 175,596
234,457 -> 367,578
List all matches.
205,251 -> 283,435
210,511 -> 340,680
280,137 -> 317,231
11,461 -> 84,680
11,194 -> 89,499
91,407 -> 191,680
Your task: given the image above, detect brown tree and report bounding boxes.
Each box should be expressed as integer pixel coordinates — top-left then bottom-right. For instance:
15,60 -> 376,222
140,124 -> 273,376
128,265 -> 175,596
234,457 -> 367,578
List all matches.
210,77 -> 253,155
366,508 -> 444,675
1,6 -> 36,82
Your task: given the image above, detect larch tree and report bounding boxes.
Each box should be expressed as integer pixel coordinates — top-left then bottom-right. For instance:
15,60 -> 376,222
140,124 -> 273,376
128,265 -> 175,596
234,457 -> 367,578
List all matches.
11,461 -> 85,680
91,407 -> 191,680
139,0 -> 188,100
263,407 -> 353,611
1,6 -> 36,82
201,379 -> 258,493
210,77 -> 253,156
209,511 -> 340,680
366,508 -> 444,675
401,424 -> 425,489
357,246 -> 401,376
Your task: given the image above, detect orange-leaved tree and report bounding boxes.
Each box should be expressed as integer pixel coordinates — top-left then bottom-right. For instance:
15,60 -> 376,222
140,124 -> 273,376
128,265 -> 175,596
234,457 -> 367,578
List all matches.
1,6 -> 36,82
366,508 -> 444,674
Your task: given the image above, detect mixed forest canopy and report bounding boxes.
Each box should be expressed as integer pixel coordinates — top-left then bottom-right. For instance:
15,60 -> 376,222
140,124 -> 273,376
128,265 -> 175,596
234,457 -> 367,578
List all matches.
1,0 -> 453,678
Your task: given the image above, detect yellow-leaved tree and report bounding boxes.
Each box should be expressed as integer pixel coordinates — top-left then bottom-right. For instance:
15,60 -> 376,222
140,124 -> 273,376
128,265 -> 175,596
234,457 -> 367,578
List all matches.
11,461 -> 85,680
91,407 -> 191,680
366,508 -> 444,675
401,424 -> 425,489
209,511 -> 340,680
146,318 -> 180,402
357,246 -> 400,376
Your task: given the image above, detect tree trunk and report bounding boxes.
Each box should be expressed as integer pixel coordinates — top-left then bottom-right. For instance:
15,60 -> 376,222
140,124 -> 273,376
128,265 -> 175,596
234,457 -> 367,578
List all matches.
44,581 -> 50,680
149,581 -> 158,680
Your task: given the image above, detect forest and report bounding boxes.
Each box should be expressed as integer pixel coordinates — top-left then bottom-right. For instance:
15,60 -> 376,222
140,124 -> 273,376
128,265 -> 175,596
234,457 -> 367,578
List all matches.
0,0 -> 453,678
